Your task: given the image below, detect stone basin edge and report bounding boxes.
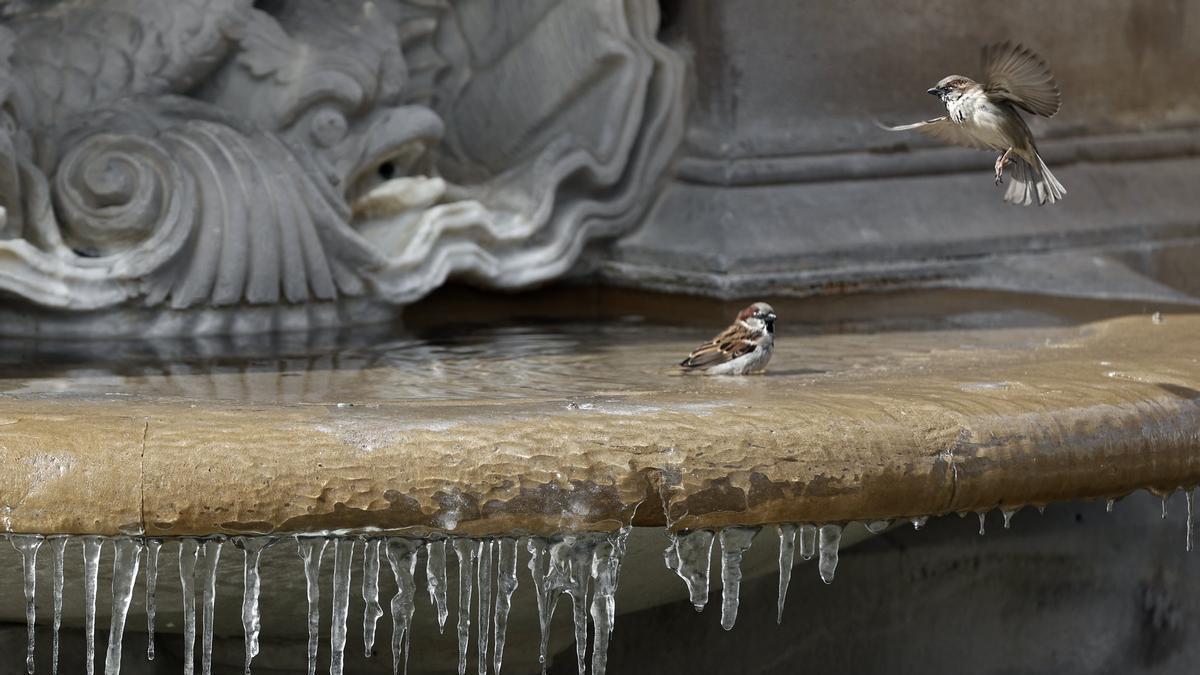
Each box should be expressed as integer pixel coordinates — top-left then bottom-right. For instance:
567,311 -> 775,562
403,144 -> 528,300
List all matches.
0,314 -> 1197,537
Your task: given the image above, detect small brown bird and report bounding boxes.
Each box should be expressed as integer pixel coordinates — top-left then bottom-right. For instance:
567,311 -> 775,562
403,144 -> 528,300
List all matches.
680,302 -> 776,375
882,42 -> 1065,206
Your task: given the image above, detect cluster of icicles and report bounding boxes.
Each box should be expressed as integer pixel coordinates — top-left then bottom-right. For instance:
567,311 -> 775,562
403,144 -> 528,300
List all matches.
0,530 -> 638,675
0,521 -> 854,675
15,498 -> 1188,675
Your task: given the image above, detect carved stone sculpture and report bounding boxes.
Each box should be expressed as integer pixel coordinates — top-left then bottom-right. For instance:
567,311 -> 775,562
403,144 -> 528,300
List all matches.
0,0 -> 684,335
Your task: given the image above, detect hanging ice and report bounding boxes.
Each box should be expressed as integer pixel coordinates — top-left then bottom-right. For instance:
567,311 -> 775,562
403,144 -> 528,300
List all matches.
235,537 -> 276,674
476,540 -> 493,675
11,534 -> 42,674
200,540 -> 223,675
590,529 -> 629,675
49,536 -> 66,675
775,524 -> 797,624
977,512 -> 986,535
83,536 -> 104,675
1187,490 -> 1194,553
297,537 -> 329,675
329,539 -> 356,675
718,527 -> 758,630
818,524 -> 842,584
362,539 -> 384,658
526,538 -> 554,669
865,520 -> 892,534
179,539 -> 200,675
1002,509 -> 1017,529
663,529 -> 715,611
105,537 -> 144,675
426,540 -> 450,633
798,524 -> 817,560
493,538 -> 519,675
384,538 -> 420,675
1106,499 -> 1115,513
911,516 -> 929,530
547,536 -> 594,675
452,539 -> 477,675
145,539 -> 162,662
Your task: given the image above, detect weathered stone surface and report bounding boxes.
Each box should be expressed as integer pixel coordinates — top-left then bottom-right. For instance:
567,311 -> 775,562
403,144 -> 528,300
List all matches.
0,313 -> 1197,537
600,0 -> 1200,303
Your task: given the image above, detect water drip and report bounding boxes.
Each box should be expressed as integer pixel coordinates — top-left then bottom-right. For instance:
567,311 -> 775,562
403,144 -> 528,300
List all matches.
361,539 -> 384,658
104,537 -> 143,675
718,527 -> 758,630
775,524 -> 797,624
818,524 -> 842,584
663,530 -> 715,611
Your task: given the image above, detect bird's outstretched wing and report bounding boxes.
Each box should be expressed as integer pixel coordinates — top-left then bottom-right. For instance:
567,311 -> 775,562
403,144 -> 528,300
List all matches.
878,117 -> 994,150
981,42 -> 1060,117
680,325 -> 760,370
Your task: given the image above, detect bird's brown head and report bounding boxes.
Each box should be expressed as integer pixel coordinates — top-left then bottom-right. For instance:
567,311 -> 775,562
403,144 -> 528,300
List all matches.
737,302 -> 777,333
927,75 -> 976,101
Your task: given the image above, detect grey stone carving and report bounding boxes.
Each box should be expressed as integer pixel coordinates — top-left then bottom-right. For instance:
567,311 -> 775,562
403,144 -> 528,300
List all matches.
0,0 -> 684,334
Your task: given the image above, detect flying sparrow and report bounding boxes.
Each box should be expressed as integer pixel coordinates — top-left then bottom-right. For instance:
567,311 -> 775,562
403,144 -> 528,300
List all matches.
679,302 -> 776,375
882,42 -> 1065,206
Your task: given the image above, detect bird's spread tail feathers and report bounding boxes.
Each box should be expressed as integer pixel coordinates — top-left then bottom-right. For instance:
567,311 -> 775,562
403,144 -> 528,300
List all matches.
1005,153 -> 1065,206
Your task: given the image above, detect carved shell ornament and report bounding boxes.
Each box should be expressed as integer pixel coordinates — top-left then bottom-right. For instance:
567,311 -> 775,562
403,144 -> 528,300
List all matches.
0,0 -> 684,335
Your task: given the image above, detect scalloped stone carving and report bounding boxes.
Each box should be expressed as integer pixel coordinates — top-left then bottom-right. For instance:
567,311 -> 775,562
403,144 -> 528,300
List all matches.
0,0 -> 684,334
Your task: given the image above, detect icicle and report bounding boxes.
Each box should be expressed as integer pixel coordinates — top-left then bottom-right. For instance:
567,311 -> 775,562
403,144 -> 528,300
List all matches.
1106,499 -> 1115,513
83,536 -> 104,675
105,537 -> 144,675
179,539 -> 200,675
361,539 -> 383,658
1037,505 -> 1046,515
775,525 -> 796,624
11,534 -> 42,674
663,529 -> 715,611
297,537 -> 329,675
493,538 -> 519,675
235,537 -> 276,675
590,529 -> 629,675
977,512 -> 986,536
865,520 -> 892,534
1187,490 -> 1195,553
817,524 -> 842,584
798,524 -> 817,560
1162,494 -> 1169,519
145,539 -> 162,662
547,537 -> 593,675
1002,509 -> 1017,529
384,539 -> 420,675
329,539 -> 355,675
718,527 -> 758,631
426,540 -> 449,633
49,536 -> 66,675
452,539 -> 477,675
911,516 -> 928,530
526,538 -> 554,669
200,540 -> 223,675
476,540 -> 493,675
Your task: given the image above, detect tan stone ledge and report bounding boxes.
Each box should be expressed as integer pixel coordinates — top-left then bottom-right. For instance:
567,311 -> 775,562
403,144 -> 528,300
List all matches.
0,314 -> 1198,537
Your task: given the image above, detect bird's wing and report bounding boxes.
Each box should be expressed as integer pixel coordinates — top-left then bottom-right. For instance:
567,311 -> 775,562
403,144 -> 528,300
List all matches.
981,42 -> 1061,117
878,117 -> 993,150
680,325 -> 761,370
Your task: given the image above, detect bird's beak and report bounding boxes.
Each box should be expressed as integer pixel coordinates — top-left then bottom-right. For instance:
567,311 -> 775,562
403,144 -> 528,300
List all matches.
926,87 -> 943,97
766,313 -> 777,322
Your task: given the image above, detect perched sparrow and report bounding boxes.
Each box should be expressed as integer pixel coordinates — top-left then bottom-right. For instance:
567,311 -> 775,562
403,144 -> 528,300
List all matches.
679,302 -> 776,375
882,42 -> 1065,206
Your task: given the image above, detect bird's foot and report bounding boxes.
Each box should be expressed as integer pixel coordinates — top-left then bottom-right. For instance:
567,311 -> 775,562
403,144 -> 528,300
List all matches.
993,149 -> 1013,185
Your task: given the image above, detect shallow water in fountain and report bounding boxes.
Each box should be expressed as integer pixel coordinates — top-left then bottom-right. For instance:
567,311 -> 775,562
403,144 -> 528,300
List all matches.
0,310 -> 1094,406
